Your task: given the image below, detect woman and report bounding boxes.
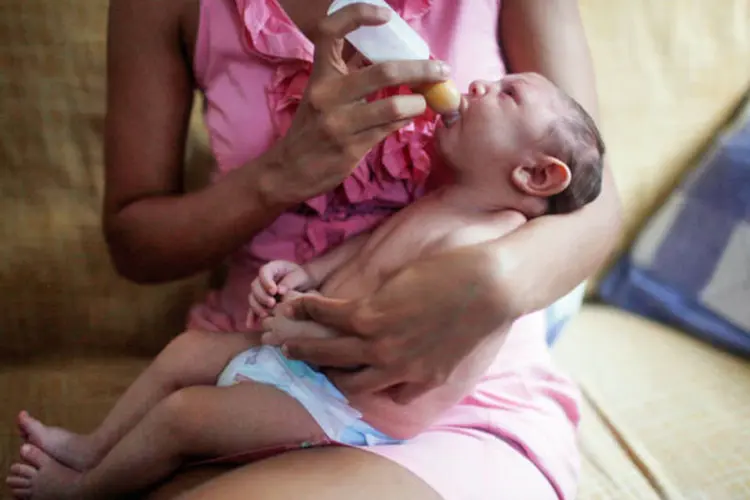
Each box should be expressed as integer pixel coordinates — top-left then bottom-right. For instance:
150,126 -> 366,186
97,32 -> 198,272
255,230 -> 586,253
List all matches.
104,0 -> 621,498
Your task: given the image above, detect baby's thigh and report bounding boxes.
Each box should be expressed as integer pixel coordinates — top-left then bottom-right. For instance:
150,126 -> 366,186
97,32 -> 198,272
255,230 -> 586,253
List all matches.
160,383 -> 326,457
156,330 -> 263,383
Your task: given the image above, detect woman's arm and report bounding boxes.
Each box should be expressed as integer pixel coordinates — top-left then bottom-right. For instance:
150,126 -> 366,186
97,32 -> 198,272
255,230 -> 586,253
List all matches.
104,1 -> 449,284
492,0 -> 623,316
104,0 -> 291,284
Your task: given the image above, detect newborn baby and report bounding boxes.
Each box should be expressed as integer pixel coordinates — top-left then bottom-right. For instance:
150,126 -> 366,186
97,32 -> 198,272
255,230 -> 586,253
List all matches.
243,72 -> 605,440
8,72 -> 604,499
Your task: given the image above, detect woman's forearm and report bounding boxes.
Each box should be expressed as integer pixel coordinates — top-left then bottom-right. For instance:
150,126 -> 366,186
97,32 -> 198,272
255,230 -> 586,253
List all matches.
104,151 -> 292,284
490,0 -> 623,317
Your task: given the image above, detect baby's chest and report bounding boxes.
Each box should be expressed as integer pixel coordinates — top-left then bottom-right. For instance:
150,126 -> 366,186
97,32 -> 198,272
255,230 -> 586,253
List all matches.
363,206 -> 501,275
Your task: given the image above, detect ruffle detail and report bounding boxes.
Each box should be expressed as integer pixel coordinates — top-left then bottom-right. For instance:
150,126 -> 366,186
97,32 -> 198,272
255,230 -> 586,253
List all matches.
235,0 -> 313,62
236,0 -> 439,257
391,0 -> 433,22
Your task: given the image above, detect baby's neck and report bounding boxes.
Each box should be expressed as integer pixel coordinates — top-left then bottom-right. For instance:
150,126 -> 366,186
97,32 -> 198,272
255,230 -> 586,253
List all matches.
437,183 -> 516,213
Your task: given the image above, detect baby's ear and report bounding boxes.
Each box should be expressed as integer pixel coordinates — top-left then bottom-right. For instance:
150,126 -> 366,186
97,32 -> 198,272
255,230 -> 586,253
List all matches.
511,156 -> 571,197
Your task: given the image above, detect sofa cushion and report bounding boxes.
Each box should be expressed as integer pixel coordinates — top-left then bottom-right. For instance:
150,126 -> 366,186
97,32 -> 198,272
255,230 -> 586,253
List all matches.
578,0 -> 750,256
599,98 -> 750,356
554,305 -> 750,500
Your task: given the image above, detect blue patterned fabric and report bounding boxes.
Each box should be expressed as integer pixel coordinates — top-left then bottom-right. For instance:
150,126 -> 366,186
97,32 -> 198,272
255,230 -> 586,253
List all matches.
600,99 -> 750,356
546,283 -> 586,345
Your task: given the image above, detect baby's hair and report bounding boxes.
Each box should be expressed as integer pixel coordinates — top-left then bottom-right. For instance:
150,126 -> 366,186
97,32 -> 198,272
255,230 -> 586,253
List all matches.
546,96 -> 606,214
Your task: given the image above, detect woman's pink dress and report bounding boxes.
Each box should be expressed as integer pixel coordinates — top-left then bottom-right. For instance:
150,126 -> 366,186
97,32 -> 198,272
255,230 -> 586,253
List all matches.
187,1 -> 581,498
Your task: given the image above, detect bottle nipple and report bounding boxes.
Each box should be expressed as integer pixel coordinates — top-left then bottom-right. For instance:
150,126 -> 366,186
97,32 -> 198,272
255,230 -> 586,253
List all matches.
415,80 -> 461,116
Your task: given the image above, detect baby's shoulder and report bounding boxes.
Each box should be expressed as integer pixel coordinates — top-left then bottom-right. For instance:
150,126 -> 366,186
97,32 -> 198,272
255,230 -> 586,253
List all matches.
428,209 -> 528,255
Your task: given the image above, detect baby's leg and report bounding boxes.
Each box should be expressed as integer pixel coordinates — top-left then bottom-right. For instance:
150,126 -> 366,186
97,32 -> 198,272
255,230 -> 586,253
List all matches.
12,382 -> 326,499
18,330 -> 260,471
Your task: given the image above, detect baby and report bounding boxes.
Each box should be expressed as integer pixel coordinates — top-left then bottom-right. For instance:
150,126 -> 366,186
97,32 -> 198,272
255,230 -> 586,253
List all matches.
7,72 -> 604,499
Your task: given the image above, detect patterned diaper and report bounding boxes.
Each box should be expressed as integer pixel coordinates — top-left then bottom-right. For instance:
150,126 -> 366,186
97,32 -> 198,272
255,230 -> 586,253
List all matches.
217,345 -> 402,446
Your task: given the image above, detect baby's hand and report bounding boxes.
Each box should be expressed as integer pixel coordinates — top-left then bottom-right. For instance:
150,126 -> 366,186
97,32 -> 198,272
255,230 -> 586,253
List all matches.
246,261 -> 314,328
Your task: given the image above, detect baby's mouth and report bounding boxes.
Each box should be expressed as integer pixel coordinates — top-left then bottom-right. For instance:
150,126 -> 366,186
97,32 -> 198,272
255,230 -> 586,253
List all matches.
442,96 -> 470,128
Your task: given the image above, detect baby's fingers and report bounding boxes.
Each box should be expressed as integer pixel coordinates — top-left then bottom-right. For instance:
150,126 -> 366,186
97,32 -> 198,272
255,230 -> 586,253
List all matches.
259,266 -> 279,295
251,279 -> 276,308
248,294 -> 270,320
278,271 -> 310,295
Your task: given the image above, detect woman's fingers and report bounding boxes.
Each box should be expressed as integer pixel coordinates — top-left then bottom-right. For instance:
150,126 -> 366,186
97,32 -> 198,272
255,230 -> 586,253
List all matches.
311,4 -> 390,81
262,315 -> 337,346
329,366 -> 401,395
292,295 -> 358,331
282,336 -> 370,368
339,60 -> 449,103
313,60 -> 449,110
341,95 -> 425,134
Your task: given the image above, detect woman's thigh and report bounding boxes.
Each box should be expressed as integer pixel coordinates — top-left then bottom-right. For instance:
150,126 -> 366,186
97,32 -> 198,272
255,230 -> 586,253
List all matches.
147,433 -> 558,500
148,447 -> 442,500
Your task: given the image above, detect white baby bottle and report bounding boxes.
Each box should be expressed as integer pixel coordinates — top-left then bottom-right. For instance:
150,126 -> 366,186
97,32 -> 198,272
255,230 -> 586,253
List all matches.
327,0 -> 461,121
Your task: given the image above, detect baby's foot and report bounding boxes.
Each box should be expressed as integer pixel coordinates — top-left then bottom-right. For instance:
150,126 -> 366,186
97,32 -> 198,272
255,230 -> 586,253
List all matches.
7,444 -> 82,500
17,411 -> 99,471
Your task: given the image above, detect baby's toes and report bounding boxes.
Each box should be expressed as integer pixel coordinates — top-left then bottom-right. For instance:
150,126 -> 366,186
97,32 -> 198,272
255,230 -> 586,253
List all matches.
7,475 -> 31,489
10,463 -> 35,479
7,462 -> 35,499
19,444 -> 48,469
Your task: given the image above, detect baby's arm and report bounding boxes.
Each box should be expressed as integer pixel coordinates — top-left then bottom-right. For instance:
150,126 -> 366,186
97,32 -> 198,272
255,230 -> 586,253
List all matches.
247,231 -> 371,326
304,230 -> 370,285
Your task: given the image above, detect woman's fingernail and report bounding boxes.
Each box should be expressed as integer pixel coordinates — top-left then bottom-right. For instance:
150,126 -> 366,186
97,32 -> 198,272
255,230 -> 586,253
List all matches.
436,61 -> 451,77
375,7 -> 391,20
281,344 -> 292,358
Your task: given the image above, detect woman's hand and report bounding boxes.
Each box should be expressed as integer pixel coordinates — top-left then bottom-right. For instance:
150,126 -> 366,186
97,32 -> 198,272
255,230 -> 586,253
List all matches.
264,3 -> 451,205
263,244 -> 516,404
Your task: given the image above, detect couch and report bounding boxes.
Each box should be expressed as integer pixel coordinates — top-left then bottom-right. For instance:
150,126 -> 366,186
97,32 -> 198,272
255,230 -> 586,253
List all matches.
1,1 -> 749,498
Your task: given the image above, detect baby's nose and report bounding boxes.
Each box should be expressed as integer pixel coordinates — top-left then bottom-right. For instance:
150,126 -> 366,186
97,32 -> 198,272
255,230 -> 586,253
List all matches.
468,80 -> 490,97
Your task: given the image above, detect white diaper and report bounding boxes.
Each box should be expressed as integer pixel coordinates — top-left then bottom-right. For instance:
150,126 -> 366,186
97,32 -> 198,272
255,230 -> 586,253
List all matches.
217,345 -> 401,446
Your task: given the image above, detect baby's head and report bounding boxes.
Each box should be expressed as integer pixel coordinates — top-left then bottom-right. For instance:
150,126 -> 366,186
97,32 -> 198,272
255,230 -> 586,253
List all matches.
437,73 -> 605,216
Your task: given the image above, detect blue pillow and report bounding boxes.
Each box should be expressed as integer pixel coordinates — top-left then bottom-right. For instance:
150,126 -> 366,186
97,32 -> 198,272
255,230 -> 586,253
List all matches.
546,283 -> 586,345
600,98 -> 750,357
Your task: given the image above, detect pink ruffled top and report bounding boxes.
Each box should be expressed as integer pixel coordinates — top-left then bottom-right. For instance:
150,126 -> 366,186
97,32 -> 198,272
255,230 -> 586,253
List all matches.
189,0 -> 507,332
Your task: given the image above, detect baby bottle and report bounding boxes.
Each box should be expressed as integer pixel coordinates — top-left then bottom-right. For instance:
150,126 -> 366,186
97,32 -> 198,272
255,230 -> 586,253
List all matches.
327,0 -> 462,123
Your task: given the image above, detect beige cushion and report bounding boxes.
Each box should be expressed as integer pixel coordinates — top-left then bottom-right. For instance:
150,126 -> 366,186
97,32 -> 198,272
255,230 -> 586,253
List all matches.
580,0 -> 750,251
555,305 -> 750,499
0,0 -> 209,359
